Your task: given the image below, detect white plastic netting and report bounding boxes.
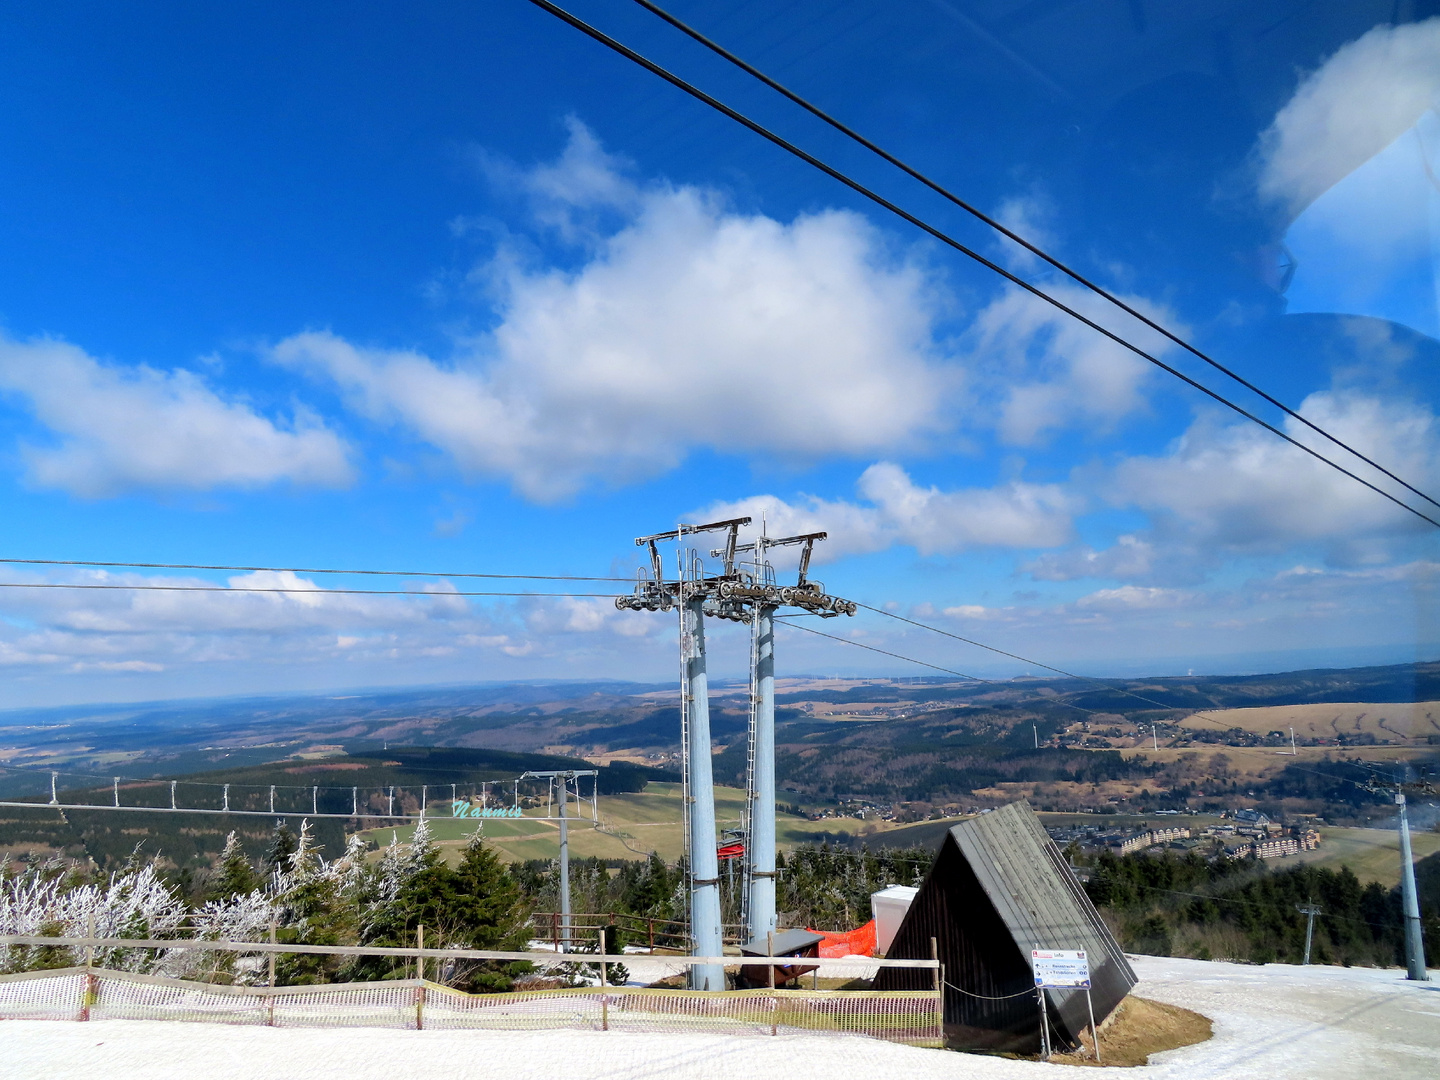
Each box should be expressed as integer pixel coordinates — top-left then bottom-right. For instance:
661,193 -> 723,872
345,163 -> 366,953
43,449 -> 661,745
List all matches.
0,970 -> 941,1046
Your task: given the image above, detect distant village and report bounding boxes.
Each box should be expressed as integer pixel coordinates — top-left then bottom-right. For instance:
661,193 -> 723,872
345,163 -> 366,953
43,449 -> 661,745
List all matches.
1046,809 -> 1322,866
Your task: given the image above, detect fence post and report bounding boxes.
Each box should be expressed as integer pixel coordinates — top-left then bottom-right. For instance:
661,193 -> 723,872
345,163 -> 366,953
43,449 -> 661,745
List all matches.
416,924 -> 426,1030
80,912 -> 97,1023
552,912 -> 560,951
598,927 -> 609,1032
648,918 -> 654,952
768,930 -> 777,1036
266,918 -> 278,1026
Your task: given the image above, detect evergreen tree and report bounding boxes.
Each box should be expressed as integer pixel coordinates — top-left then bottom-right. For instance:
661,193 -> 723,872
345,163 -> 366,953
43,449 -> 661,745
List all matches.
210,832 -> 257,900
351,831 -> 529,991
265,822 -> 299,877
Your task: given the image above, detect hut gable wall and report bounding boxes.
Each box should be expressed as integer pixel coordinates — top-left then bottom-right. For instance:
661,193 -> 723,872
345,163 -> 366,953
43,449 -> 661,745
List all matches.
875,801 -> 1137,1053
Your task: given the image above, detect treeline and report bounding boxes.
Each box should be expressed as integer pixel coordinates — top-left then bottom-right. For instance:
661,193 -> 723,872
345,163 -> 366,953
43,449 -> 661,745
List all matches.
1081,849 -> 1440,967
0,822 -> 531,992
510,843 -> 937,938
757,744 -> 1153,801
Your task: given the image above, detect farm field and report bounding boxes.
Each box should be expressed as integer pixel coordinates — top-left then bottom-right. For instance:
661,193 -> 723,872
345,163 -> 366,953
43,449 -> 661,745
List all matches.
357,783 -> 872,864
1281,825 -> 1440,888
1116,742 -> 1423,778
1179,701 -> 1440,743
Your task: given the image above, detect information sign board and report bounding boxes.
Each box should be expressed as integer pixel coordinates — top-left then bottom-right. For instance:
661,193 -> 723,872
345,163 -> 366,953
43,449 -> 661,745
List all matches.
1030,949 -> 1091,988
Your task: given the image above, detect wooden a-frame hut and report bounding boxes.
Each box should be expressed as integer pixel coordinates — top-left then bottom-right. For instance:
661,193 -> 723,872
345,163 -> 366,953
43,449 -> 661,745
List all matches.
873,801 -> 1136,1052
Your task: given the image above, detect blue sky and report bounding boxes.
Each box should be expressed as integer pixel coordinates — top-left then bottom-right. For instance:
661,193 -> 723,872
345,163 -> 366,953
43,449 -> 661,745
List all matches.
1,2 -> 1438,706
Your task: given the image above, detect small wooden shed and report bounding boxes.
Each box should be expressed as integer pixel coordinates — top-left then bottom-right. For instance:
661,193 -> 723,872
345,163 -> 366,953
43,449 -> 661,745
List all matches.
736,928 -> 825,988
874,801 -> 1136,1052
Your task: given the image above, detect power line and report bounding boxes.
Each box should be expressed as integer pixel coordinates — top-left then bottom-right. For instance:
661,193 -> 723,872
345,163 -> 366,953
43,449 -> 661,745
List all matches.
781,619 -> 1118,719
523,0 -> 1440,531
0,582 -> 619,598
787,610 -> 1389,789
854,602 -> 1302,735
781,620 -> 983,681
0,557 -> 630,582
628,0 -> 1440,514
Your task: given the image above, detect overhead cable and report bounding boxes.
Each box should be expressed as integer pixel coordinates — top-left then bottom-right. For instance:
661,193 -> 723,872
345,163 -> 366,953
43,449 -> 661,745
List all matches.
628,0 -> 1440,513
856,602 -> 1278,730
795,610 -> 1391,787
782,619 -> 1112,717
522,0 -> 1440,531
0,557 -> 629,582
0,582 -> 619,598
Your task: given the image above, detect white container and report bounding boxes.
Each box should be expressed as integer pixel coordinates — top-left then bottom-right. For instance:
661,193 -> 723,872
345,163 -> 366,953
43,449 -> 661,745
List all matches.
871,884 -> 919,955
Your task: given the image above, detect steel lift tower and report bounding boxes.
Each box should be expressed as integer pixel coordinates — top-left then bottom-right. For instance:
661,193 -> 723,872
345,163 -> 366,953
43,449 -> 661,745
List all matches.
1362,763 -> 1433,981
713,530 -> 851,945
618,516 -> 751,990
619,519 -> 856,989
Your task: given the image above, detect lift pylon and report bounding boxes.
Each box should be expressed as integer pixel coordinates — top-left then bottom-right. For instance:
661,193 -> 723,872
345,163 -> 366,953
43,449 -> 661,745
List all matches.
618,521 -> 855,985
618,516 -> 751,990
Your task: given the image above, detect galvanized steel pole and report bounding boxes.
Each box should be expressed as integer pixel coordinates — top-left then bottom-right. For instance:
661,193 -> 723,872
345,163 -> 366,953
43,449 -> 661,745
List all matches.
557,773 -> 570,953
1397,792 -> 1430,980
685,594 -> 724,990
747,601 -> 778,944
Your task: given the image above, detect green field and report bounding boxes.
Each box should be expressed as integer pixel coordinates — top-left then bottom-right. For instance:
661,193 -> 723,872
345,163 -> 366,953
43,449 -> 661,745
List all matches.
359,782 -> 905,864
1283,825 -> 1440,888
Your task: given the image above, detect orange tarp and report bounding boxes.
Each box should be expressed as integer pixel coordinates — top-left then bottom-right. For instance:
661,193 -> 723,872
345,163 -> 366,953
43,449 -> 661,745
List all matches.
808,919 -> 877,958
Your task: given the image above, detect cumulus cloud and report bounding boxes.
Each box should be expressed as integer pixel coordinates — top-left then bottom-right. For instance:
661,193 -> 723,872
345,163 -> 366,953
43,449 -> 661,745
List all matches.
1111,390 -> 1439,549
1024,535 -> 1160,583
277,122 -> 952,500
1256,18 -> 1440,220
964,284 -> 1178,446
0,335 -> 352,497
696,461 -> 1078,561
0,567 -> 671,683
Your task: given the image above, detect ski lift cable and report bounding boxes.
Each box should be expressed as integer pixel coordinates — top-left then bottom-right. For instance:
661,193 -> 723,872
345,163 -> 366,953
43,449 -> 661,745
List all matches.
627,0 -> 1440,513
522,0 -> 1440,532
0,557 -> 632,582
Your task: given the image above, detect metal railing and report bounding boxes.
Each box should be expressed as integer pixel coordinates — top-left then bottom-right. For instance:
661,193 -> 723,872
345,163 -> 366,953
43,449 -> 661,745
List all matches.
526,911 -> 749,951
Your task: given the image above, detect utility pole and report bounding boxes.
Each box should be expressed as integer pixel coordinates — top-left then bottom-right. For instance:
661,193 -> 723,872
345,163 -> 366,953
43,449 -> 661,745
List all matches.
1361,765 -> 1432,981
1296,903 -> 1322,965
748,598 -> 778,944
521,769 -> 597,956
719,530 -> 847,947
1396,791 -> 1429,981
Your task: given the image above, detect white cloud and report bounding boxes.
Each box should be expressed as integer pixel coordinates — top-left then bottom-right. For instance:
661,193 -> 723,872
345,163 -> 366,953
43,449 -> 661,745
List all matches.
965,284 -> 1177,446
1111,390 -> 1439,548
1257,18 -> 1440,220
697,461 -> 1078,561
280,123 -> 956,504
0,335 -> 352,497
1024,534 -> 1159,583
276,123 -> 953,500
0,567 -> 672,685
1073,585 -> 1190,612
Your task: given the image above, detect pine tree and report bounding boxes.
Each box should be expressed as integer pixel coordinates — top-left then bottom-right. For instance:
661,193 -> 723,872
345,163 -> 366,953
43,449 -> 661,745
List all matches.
211,832 -> 257,900
265,822 -> 298,877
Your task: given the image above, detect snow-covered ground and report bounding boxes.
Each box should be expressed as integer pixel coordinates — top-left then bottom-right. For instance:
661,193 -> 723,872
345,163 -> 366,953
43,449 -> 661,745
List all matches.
4,957 -> 1436,1079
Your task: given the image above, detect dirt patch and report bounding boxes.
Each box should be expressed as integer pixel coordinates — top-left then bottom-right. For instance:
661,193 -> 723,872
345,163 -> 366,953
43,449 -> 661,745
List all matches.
1051,995 -> 1211,1067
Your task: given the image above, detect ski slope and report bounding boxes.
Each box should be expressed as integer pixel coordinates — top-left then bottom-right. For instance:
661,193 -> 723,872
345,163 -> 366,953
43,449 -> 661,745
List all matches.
5,956 -> 1436,1079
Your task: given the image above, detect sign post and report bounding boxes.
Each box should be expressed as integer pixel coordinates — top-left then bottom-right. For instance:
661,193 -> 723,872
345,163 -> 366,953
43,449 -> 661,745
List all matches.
1031,949 -> 1097,1062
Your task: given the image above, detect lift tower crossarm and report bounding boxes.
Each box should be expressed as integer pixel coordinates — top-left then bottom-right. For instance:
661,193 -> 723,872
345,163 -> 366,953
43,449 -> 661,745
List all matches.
717,531 -> 828,587
639,515 -> 754,576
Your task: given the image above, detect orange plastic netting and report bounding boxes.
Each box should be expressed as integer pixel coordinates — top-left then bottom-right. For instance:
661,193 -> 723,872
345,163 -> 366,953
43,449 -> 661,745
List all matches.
809,919 -> 876,958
